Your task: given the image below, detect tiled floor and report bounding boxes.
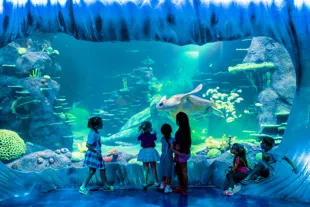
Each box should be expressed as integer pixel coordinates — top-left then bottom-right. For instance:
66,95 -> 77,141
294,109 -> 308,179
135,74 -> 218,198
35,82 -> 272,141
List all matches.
0,187 -> 309,207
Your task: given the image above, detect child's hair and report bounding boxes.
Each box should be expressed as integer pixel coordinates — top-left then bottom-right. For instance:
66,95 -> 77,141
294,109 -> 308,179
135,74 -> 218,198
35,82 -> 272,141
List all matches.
139,121 -> 152,133
88,117 -> 103,133
262,137 -> 275,147
176,112 -> 191,147
161,123 -> 172,143
231,143 -> 248,167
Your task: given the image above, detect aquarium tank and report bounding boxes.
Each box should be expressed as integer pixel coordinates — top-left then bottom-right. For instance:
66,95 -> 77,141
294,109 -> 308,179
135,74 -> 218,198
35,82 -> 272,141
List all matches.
0,35 -> 294,163
0,0 -> 309,205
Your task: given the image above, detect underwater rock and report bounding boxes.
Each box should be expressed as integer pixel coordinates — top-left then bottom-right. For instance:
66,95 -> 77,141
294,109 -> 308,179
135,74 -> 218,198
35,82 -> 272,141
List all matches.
20,78 -> 73,150
6,149 -> 72,172
244,37 -> 296,130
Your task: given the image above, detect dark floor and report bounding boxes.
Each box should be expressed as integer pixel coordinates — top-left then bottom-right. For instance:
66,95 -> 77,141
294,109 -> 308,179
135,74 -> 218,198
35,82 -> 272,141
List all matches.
0,187 -> 309,207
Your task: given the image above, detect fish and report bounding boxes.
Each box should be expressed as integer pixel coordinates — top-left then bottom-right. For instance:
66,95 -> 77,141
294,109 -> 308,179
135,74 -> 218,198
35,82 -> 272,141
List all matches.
226,117 -> 235,123
49,122 -> 64,126
115,141 -> 134,147
125,49 -> 139,53
255,103 -> 263,107
103,113 -> 115,117
56,98 -> 66,102
230,93 -> 239,97
237,89 -> 242,93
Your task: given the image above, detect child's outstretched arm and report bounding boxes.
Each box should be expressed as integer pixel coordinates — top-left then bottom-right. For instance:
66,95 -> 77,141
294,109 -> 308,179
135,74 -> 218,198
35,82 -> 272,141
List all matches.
283,156 -> 298,174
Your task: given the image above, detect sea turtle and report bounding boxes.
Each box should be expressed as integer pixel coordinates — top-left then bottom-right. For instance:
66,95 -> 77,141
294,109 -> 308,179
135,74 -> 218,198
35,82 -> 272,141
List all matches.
156,84 -> 224,120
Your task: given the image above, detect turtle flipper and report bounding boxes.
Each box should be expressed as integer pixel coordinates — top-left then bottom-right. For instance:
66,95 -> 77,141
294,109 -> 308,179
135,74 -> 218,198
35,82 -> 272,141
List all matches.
180,84 -> 203,103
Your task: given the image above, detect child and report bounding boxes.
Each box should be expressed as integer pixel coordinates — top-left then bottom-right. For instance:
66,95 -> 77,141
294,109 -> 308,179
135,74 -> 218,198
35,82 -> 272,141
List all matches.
137,121 -> 160,189
79,117 -> 115,195
242,137 -> 298,184
223,143 -> 248,196
173,112 -> 192,196
159,124 -> 175,194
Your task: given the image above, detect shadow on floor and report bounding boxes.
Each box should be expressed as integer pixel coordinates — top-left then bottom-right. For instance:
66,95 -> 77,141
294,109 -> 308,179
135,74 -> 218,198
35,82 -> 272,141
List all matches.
0,187 -> 308,207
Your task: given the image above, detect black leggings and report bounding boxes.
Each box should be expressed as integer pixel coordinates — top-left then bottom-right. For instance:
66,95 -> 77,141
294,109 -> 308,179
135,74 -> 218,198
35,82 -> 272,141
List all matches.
225,171 -> 248,189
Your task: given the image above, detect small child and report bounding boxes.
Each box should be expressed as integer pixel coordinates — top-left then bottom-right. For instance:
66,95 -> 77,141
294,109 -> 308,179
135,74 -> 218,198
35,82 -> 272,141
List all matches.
79,117 -> 115,195
159,124 -> 175,194
223,143 -> 248,196
242,137 -> 298,184
137,121 -> 160,189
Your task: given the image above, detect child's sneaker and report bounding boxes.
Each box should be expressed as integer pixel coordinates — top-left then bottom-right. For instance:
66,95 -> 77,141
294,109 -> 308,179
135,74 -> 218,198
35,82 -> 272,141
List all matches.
164,185 -> 172,194
79,186 -> 91,195
233,184 -> 241,194
222,188 -> 234,196
174,186 -> 183,193
159,182 -> 166,190
181,189 -> 188,196
154,182 -> 160,187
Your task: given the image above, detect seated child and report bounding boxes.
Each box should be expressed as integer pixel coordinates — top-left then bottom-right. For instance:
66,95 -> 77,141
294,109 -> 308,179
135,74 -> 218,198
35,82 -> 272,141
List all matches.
242,137 -> 298,184
223,143 -> 248,196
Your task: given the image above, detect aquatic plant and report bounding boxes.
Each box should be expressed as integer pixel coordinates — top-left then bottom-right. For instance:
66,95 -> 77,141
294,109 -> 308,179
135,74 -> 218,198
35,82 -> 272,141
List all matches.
0,130 -> 26,161
122,77 -> 129,91
228,62 -> 275,73
29,69 -> 41,78
77,142 -> 88,153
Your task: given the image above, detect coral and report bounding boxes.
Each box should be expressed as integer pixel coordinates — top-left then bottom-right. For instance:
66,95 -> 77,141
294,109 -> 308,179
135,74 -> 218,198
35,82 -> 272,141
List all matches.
0,130 -> 26,161
37,157 -> 44,164
18,47 -> 27,55
207,148 -> 222,159
205,137 -> 221,149
49,157 -> 54,164
44,46 -> 59,56
128,158 -> 139,164
71,152 -> 84,162
29,69 -> 41,78
77,142 -> 88,153
228,62 -> 275,73
60,148 -> 69,153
